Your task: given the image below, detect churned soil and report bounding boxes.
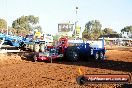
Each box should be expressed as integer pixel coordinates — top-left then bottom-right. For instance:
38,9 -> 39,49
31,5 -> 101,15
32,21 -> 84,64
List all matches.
0,46 -> 132,88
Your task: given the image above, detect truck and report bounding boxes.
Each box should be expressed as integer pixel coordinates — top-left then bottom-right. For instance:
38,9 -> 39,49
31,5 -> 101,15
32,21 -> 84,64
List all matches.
32,37 -> 106,62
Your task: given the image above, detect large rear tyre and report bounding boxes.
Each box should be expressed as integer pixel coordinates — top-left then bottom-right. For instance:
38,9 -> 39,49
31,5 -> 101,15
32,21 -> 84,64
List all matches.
33,44 -> 40,52
40,44 -> 45,52
65,47 -> 79,62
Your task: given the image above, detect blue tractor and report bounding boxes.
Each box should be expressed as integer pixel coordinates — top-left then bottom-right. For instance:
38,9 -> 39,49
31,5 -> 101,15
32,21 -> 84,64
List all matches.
59,37 -> 106,61
0,33 -> 23,48
20,34 -> 45,52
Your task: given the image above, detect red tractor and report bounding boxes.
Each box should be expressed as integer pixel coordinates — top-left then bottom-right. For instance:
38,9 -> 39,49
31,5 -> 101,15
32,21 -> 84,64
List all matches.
32,37 -> 106,62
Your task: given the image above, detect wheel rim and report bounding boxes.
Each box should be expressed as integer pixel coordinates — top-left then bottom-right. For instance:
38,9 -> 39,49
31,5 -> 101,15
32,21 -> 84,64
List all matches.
72,52 -> 78,59
95,53 -> 99,60
68,51 -> 78,61
100,52 -> 104,60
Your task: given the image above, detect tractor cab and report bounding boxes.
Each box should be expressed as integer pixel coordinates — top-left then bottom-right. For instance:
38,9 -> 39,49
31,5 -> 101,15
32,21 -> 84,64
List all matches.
59,37 -> 68,46
57,37 -> 68,54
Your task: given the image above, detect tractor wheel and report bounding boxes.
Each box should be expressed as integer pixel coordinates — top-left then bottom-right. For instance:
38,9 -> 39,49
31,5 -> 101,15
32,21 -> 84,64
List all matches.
30,44 -> 34,52
76,76 -> 87,85
65,47 -> 79,62
99,51 -> 104,60
40,44 -> 45,52
33,44 -> 40,52
32,55 -> 37,62
94,52 -> 99,60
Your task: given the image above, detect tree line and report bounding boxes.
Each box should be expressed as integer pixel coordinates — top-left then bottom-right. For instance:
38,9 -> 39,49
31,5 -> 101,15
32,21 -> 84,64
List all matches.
82,20 -> 132,40
0,15 -> 42,36
0,16 -> 132,39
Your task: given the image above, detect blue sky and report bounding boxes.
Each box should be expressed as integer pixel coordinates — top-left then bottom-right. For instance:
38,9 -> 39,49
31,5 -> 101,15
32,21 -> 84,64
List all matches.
0,0 -> 132,34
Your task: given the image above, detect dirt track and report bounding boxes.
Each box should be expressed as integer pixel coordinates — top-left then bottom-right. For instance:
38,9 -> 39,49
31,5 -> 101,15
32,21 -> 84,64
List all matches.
0,46 -> 132,88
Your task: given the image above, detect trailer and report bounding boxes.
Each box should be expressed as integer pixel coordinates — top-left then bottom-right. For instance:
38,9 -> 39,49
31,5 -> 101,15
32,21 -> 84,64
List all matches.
32,37 -> 106,62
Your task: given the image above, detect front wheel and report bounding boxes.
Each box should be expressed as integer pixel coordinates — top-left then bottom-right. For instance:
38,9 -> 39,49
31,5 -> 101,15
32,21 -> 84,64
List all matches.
32,55 -> 37,62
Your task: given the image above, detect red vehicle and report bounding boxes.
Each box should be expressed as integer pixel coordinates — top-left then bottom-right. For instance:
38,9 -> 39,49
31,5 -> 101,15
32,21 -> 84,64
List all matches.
32,37 -> 106,62
33,48 -> 63,62
32,37 -> 68,62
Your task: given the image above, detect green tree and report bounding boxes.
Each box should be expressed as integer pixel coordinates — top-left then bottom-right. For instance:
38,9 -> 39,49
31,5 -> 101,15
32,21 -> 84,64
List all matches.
82,20 -> 102,40
121,26 -> 132,33
33,25 -> 42,33
102,28 -> 117,35
12,15 -> 42,36
0,18 -> 7,33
